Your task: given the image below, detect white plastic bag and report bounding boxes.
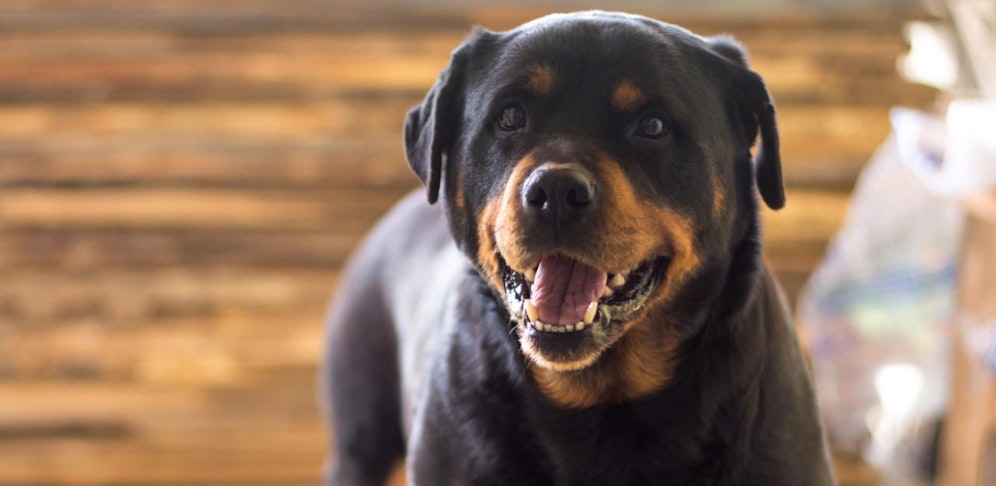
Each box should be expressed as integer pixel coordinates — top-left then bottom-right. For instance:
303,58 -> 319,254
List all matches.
798,108 -> 964,483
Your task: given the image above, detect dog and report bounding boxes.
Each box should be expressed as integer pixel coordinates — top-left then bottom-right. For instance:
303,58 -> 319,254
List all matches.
322,11 -> 834,485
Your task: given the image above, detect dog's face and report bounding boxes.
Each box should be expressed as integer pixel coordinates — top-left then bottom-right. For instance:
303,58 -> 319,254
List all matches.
405,12 -> 783,376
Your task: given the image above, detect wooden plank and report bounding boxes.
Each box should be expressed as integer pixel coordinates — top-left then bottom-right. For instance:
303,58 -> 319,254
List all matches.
0,186 -> 412,230
0,440 -> 324,484
0,140 -> 417,189
0,101 -> 413,141
0,228 -> 367,269
0,382 -> 327,484
0,267 -> 338,325
0,306 -> 326,375
0,1 -> 472,33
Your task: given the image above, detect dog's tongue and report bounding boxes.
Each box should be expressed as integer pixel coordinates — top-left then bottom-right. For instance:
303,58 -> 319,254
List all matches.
530,255 -> 607,325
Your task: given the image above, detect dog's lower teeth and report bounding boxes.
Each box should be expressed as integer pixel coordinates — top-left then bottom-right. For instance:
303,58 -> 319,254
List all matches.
609,273 -> 626,288
524,268 -> 536,282
601,287 -> 613,298
532,321 -> 590,333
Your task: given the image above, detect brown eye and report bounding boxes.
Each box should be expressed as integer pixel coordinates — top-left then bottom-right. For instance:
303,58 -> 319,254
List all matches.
636,115 -> 670,138
498,104 -> 526,131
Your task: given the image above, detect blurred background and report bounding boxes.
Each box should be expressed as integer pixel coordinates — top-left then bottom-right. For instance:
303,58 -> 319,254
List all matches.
0,0 -> 993,485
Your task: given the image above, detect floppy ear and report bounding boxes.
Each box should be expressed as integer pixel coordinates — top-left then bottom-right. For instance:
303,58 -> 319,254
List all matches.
403,40 -> 472,204
745,71 -> 785,210
707,36 -> 785,210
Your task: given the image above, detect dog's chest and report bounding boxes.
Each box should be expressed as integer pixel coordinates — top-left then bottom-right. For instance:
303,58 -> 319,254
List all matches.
530,403 -> 723,485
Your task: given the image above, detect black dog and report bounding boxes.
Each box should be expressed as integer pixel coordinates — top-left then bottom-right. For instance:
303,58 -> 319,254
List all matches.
323,11 -> 834,485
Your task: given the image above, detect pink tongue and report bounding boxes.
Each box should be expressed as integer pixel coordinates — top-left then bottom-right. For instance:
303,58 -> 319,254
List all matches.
530,255 -> 607,325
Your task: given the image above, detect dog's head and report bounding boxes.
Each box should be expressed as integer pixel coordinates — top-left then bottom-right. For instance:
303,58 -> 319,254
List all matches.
405,12 -> 782,378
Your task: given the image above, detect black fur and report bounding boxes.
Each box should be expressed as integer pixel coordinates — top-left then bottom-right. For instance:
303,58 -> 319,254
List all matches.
324,11 -> 833,486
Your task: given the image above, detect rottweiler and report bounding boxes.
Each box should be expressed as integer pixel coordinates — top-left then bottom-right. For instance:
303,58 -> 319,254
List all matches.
322,11 -> 834,486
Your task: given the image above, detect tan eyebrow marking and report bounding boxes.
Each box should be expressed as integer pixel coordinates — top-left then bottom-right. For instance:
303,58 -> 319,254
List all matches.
612,81 -> 647,112
524,64 -> 554,97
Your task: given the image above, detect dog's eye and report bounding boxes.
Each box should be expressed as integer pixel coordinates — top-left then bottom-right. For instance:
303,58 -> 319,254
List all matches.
498,104 -> 526,131
635,115 -> 670,139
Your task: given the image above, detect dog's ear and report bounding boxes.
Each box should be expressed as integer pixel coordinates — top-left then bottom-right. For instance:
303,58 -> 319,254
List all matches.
747,72 -> 785,210
404,35 -> 478,205
707,36 -> 785,210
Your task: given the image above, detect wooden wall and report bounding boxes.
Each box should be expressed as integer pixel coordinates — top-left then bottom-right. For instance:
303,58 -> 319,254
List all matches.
0,1 -> 934,484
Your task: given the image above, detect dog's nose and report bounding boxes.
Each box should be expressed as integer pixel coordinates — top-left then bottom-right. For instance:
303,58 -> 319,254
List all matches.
521,165 -> 596,226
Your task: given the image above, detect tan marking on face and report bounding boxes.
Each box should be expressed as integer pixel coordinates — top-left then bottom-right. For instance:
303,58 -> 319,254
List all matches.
611,81 -> 646,112
492,155 -> 544,274
712,175 -> 727,219
491,152 -> 701,295
585,159 -> 699,274
531,323 -> 681,408
454,174 -> 466,211
524,65 -> 554,98
476,197 -> 503,292
504,157 -> 700,406
477,154 -> 544,294
479,149 -> 704,407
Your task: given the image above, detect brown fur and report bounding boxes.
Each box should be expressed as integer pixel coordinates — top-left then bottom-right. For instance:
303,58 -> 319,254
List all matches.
712,176 -> 727,220
481,153 -> 702,404
476,198 -> 504,293
611,81 -> 646,112
531,319 -> 681,408
524,65 -> 554,97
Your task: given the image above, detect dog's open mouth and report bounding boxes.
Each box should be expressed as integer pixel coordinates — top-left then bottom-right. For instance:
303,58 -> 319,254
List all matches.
500,253 -> 670,366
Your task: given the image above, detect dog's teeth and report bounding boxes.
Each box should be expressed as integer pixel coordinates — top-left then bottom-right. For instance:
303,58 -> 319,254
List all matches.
601,286 -> 613,298
584,302 -> 598,324
524,300 -> 539,322
574,321 -> 585,332
534,321 -> 546,332
609,273 -> 626,288
524,267 -> 536,282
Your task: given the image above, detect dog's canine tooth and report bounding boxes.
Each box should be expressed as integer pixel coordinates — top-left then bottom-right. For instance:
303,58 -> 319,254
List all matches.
584,302 -> 598,324
609,273 -> 626,288
524,267 -> 536,282
524,300 -> 539,322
